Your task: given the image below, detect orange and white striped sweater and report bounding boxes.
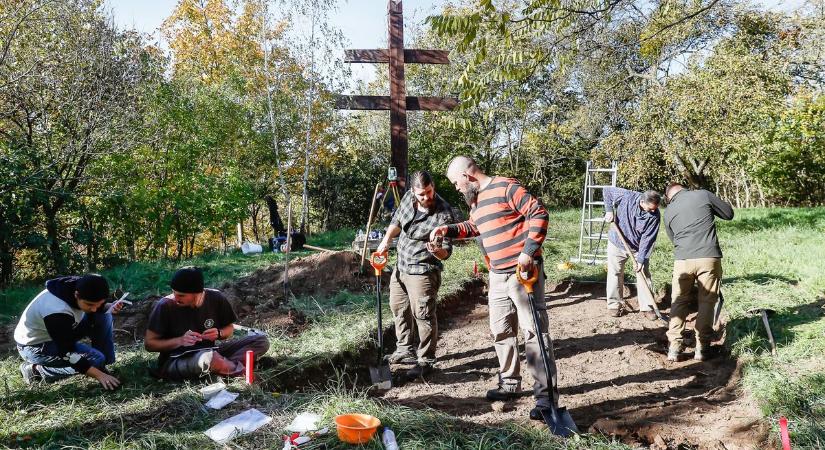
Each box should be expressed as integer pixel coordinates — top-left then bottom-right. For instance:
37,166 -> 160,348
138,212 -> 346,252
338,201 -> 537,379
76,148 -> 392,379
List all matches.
445,177 -> 549,273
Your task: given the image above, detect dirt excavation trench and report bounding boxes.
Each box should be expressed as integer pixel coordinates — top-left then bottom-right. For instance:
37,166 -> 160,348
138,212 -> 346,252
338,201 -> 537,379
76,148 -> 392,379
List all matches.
380,279 -> 768,450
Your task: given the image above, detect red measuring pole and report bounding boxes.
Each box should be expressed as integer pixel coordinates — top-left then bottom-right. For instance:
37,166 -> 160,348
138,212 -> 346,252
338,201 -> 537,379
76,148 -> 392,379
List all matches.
245,350 -> 255,384
780,416 -> 791,450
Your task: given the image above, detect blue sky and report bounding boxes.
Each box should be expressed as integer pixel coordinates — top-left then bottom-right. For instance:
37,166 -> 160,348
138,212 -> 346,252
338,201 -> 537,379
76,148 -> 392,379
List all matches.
103,0 -> 444,85
104,0 -> 807,84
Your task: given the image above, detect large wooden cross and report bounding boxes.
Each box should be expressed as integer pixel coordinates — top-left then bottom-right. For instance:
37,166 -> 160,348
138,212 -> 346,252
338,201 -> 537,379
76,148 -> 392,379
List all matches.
336,0 -> 458,184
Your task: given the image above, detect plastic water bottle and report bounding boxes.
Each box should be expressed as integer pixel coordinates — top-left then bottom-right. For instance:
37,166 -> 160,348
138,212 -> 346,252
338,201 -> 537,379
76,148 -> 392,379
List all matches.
382,428 -> 399,450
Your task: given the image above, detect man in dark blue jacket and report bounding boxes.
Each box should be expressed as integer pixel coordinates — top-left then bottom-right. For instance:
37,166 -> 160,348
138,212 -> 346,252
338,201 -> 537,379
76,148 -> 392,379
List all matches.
14,274 -> 123,390
603,187 -> 662,318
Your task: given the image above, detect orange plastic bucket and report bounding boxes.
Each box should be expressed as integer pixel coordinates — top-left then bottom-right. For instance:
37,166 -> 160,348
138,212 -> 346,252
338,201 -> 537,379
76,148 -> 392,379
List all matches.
334,413 -> 381,444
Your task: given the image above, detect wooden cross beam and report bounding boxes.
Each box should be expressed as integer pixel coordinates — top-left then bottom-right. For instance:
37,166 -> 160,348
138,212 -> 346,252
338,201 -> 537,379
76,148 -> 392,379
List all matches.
336,0 -> 458,185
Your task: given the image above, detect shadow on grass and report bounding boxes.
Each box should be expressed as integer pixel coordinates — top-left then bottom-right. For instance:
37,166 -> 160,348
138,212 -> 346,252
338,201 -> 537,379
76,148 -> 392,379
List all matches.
723,273 -> 800,286
0,352 -> 179,410
726,296 -> 825,356
719,208 -> 825,233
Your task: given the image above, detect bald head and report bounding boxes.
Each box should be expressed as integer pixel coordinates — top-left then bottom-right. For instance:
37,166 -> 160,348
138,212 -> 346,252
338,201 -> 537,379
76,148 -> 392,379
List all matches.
447,156 -> 478,177
446,155 -> 487,206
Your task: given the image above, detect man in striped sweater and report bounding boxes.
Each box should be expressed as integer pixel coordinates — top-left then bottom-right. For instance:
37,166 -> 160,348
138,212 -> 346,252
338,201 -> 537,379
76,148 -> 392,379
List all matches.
430,156 -> 557,421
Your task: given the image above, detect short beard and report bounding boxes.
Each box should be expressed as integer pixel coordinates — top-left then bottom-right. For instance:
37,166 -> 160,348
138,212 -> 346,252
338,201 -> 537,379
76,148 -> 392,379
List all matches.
462,185 -> 479,206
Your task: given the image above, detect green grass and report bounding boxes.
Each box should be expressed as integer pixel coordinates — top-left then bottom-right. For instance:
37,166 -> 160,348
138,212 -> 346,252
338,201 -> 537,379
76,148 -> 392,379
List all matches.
1,208 -> 823,448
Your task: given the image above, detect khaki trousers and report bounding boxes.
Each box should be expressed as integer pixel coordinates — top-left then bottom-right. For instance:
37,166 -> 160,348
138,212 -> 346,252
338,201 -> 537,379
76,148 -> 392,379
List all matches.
488,260 -> 557,405
389,269 -> 441,364
606,241 -> 654,311
665,258 -> 722,349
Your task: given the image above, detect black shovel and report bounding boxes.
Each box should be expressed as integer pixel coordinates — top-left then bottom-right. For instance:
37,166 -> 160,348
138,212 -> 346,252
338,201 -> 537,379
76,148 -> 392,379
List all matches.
516,265 -> 578,437
368,251 -> 392,389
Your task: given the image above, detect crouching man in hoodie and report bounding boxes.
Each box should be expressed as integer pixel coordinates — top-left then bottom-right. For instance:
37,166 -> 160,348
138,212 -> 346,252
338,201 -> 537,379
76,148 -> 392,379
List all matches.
14,274 -> 123,390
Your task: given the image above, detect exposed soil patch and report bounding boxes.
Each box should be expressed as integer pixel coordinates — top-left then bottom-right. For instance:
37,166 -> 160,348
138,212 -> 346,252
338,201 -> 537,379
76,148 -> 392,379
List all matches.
382,279 -> 768,450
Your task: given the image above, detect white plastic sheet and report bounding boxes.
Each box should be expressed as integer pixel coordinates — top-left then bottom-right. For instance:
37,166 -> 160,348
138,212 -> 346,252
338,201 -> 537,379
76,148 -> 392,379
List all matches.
205,389 -> 238,410
204,408 -> 272,444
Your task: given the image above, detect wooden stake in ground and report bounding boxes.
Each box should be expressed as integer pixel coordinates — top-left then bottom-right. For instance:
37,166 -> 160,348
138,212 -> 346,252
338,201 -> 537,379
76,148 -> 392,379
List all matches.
360,182 -> 382,272
283,200 -> 292,299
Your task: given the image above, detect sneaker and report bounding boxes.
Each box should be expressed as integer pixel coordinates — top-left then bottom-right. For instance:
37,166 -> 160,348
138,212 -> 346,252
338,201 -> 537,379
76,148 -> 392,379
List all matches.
20,363 -> 42,384
386,351 -> 417,364
641,310 -> 658,321
406,362 -> 433,380
607,307 -> 623,317
667,346 -> 682,362
486,383 -> 521,401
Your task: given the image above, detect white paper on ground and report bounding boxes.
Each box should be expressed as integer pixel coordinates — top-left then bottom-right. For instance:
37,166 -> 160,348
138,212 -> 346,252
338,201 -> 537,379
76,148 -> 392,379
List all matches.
286,412 -> 322,433
205,389 -> 238,410
204,408 -> 272,444
199,382 -> 227,400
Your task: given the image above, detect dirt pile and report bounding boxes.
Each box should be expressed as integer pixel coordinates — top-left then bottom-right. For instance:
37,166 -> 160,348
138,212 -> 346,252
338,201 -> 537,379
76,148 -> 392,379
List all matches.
223,251 -> 370,309
109,251 -> 378,343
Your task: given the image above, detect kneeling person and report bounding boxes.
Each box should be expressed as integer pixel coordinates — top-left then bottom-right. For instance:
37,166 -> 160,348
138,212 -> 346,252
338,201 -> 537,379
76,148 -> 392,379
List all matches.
145,267 -> 269,380
15,274 -> 122,390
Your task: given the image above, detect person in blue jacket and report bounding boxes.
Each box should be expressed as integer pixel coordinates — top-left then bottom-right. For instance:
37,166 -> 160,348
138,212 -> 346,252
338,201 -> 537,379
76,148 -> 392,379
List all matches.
603,187 -> 662,319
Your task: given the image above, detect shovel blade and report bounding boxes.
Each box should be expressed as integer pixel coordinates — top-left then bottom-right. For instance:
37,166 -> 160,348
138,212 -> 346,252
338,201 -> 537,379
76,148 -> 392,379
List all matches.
539,406 -> 578,437
369,364 -> 392,390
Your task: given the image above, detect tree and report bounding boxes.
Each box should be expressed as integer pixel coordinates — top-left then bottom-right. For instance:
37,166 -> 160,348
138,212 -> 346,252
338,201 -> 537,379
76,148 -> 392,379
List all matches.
0,0 -> 146,274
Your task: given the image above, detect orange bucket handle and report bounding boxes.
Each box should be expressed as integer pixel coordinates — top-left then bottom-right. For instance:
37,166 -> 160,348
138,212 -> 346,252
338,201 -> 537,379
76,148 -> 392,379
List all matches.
515,264 -> 538,294
370,251 -> 388,277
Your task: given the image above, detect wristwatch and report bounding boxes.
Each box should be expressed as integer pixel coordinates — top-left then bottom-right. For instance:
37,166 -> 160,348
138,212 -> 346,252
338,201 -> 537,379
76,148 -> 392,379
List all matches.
217,329 -> 222,340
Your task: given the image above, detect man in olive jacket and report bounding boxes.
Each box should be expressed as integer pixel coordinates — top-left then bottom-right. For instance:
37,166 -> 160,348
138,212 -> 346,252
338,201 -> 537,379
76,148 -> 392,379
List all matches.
663,183 -> 734,361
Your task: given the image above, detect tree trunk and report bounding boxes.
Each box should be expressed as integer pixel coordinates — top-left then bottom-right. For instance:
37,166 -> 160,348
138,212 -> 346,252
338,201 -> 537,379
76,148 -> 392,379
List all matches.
0,238 -> 14,288
251,203 -> 260,242
43,205 -> 65,274
300,5 -> 318,234
126,230 -> 136,261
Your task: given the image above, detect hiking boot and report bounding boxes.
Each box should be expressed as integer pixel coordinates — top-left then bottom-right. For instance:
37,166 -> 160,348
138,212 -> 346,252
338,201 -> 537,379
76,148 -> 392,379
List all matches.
529,397 -> 553,420
486,383 -> 521,401
667,346 -> 682,362
641,310 -> 658,321
406,362 -> 433,380
694,345 -> 713,361
607,307 -> 623,317
386,351 -> 417,364
20,363 -> 42,385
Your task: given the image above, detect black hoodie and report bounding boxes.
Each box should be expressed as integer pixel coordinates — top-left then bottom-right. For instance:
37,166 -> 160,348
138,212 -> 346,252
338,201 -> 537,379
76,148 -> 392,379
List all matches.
40,277 -> 99,374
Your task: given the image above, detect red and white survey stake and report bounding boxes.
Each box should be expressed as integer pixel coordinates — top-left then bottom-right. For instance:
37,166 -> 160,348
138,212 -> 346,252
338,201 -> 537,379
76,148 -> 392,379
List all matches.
245,350 -> 255,384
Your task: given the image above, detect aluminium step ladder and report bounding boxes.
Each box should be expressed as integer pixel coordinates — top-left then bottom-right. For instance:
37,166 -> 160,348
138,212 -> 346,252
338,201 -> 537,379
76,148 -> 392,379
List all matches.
571,161 -> 618,265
